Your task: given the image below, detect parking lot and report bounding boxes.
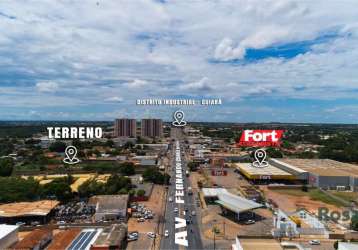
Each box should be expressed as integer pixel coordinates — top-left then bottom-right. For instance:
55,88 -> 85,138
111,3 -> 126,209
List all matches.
127,185 -> 165,250
53,201 -> 95,224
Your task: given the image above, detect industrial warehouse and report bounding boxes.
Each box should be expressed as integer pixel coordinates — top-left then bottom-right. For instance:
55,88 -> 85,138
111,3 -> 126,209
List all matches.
236,158 -> 358,190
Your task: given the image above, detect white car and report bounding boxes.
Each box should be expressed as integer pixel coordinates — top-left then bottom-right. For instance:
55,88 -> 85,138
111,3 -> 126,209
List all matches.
169,197 -> 173,202
164,230 -> 169,237
147,232 -> 156,238
309,240 -> 320,245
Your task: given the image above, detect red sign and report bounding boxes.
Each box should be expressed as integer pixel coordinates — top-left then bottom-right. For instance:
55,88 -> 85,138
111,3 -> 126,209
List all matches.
237,129 -> 284,147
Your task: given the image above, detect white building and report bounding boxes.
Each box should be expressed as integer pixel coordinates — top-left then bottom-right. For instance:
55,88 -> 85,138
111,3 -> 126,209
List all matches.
0,224 -> 19,249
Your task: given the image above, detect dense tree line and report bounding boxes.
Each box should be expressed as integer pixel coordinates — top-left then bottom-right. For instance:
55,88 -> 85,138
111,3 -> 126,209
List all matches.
77,174 -> 132,197
142,167 -> 170,185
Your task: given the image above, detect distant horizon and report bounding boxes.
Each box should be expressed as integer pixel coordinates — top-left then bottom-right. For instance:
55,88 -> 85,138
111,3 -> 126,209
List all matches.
0,119 -> 357,126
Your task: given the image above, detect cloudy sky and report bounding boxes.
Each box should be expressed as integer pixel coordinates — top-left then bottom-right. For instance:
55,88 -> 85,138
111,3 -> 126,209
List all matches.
0,0 -> 358,123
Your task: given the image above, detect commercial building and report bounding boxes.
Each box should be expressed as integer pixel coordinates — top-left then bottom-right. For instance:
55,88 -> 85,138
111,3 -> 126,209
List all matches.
91,224 -> 127,250
339,242 -> 358,250
202,188 -> 262,220
141,119 -> 163,138
89,195 -> 129,222
13,229 -> 52,250
67,229 -> 102,250
0,224 -> 19,249
114,119 -> 137,137
270,158 -> 358,190
0,200 -> 59,224
232,237 -> 283,250
236,163 -> 295,182
47,228 -> 81,250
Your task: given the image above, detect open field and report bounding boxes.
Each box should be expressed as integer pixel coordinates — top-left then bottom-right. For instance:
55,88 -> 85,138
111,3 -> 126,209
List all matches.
272,188 -> 347,207
329,191 -> 358,203
22,174 -> 111,192
262,186 -> 344,214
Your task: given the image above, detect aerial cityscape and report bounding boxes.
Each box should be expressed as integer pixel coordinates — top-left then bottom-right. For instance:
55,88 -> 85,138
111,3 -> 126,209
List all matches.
1,1 -> 358,250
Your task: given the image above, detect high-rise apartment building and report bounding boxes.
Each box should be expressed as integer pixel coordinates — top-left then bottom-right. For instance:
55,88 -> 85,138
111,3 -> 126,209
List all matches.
114,119 -> 137,137
141,119 -> 163,138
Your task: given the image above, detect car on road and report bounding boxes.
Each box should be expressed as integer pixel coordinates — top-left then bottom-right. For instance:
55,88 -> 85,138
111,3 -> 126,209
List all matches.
174,208 -> 178,213
191,211 -> 196,216
128,231 -> 139,241
164,230 -> 169,237
186,219 -> 191,224
147,232 -> 156,238
169,197 -> 173,202
15,222 -> 25,226
309,240 -> 320,245
183,211 -> 186,215
244,220 -> 255,225
137,218 -> 145,222
57,221 -> 66,225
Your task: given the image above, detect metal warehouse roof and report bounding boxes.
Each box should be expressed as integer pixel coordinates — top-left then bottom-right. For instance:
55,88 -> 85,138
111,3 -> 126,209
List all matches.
202,188 -> 228,197
216,192 -> 262,213
0,224 -> 18,240
202,188 -> 262,213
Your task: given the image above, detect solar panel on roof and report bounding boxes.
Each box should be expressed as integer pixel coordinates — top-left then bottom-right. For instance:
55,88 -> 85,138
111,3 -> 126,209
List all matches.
68,231 -> 97,250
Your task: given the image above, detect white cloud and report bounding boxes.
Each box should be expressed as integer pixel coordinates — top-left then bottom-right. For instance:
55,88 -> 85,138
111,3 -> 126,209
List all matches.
104,96 -> 123,102
0,0 -> 358,122
124,79 -> 148,88
35,81 -> 59,93
214,38 -> 246,61
180,77 -> 214,92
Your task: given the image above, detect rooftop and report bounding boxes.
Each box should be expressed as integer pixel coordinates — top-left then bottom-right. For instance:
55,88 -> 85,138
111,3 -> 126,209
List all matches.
202,188 -> 262,213
216,192 -> 263,213
13,229 -> 52,249
0,224 -> 18,239
0,200 -> 59,217
47,229 -> 81,250
89,195 -> 129,214
237,239 -> 283,250
275,158 -> 358,177
237,163 -> 293,179
92,224 -> 127,247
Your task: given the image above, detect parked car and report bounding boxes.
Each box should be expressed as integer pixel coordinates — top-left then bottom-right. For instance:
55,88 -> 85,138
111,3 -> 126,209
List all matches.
174,208 -> 178,213
164,230 -> 169,237
15,222 -> 25,226
309,240 -> 320,245
127,231 -> 139,241
244,220 -> 255,225
137,218 -> 145,222
147,232 -> 156,238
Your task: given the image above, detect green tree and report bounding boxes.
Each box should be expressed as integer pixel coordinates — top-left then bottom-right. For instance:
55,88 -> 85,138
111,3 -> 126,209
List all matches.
119,162 -> 135,176
0,157 -> 14,176
0,177 -> 40,202
136,189 -> 146,197
351,214 -> 358,231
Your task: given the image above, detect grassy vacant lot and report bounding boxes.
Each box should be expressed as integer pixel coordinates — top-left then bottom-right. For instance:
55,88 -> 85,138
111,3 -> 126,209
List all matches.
273,188 -> 347,207
329,191 -> 358,203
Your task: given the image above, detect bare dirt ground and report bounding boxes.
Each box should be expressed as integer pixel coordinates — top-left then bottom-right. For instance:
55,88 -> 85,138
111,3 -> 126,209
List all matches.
261,186 -> 342,215
127,185 -> 165,250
